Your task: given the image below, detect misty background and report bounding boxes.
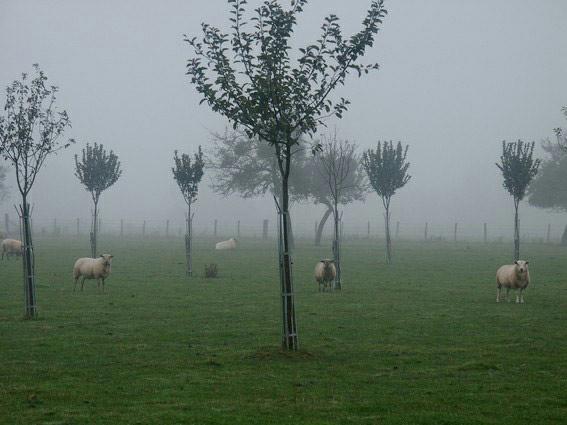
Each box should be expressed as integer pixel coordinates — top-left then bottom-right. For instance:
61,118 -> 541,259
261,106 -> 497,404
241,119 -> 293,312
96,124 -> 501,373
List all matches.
1,0 -> 566,239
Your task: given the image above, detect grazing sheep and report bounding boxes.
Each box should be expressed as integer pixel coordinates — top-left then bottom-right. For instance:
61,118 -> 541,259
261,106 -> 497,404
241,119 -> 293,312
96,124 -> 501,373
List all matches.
215,238 -> 237,250
73,254 -> 113,292
1,239 -> 23,260
496,260 -> 530,303
315,259 -> 336,292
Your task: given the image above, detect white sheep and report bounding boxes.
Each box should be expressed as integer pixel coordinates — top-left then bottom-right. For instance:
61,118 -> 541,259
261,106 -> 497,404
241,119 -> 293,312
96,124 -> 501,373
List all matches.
314,259 -> 336,292
496,260 -> 530,303
73,254 -> 114,292
215,238 -> 237,250
1,239 -> 23,260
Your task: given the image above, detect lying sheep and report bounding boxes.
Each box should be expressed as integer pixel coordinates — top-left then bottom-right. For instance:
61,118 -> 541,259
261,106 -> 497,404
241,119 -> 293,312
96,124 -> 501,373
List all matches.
315,259 -> 336,292
496,260 -> 530,303
215,238 -> 237,250
1,239 -> 23,260
73,254 -> 113,292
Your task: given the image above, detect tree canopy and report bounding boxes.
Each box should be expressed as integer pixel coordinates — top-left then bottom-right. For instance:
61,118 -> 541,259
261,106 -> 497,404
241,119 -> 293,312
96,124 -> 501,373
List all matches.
172,146 -> 205,206
75,142 -> 122,205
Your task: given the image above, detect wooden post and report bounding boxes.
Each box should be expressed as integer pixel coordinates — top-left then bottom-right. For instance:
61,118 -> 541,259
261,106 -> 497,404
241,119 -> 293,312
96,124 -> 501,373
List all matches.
120,219 -> 124,238
166,219 -> 170,238
262,219 -> 268,240
546,224 -> 551,243
396,221 -> 400,239
4,213 -> 8,236
424,222 -> 428,241
142,220 -> 146,237
483,223 -> 487,243
76,218 -> 80,237
367,221 -> 370,239
237,220 -> 240,238
314,221 -> 318,242
214,219 -> 218,237
454,222 -> 458,242
53,218 -> 57,236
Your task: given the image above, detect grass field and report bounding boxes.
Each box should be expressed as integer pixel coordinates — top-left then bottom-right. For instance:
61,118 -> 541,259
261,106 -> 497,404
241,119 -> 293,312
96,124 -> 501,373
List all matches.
1,236 -> 566,424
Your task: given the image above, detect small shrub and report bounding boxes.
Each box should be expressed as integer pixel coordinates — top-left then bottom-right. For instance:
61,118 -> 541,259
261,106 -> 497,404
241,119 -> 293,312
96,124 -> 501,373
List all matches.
204,263 -> 218,278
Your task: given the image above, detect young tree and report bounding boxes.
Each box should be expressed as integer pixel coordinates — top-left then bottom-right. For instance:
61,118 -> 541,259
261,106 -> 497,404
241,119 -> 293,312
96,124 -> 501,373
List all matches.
362,141 -> 410,264
0,65 -> 73,318
314,134 -> 365,289
75,143 -> 122,258
185,0 -> 387,350
496,140 -> 540,260
554,106 -> 567,151
0,165 -> 7,204
172,146 -> 205,277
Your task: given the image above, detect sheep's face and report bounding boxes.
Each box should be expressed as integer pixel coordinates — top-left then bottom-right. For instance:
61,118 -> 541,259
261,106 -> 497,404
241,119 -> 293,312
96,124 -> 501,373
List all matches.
100,254 -> 114,271
514,260 -> 529,275
320,259 -> 335,277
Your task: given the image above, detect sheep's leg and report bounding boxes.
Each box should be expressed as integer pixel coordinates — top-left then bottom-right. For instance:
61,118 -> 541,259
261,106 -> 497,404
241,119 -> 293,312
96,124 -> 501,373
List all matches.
515,290 -> 520,304
81,277 -> 86,291
97,278 -> 100,290
74,277 -> 78,292
505,288 -> 510,302
519,288 -> 524,304
496,285 -> 501,303
102,278 -> 105,293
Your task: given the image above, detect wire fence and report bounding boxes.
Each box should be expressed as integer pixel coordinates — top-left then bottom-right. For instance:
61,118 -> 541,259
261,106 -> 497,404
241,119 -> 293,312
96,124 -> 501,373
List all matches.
1,212 -> 564,244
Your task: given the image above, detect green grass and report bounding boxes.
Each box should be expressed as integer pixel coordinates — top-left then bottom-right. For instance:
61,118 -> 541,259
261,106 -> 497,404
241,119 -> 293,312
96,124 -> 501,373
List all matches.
1,237 -> 566,424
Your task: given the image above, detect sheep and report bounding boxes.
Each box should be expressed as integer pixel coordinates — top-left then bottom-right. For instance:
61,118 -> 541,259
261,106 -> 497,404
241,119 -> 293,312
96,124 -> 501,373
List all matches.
1,239 -> 23,260
315,259 -> 336,292
73,254 -> 113,292
215,238 -> 237,250
496,260 -> 530,303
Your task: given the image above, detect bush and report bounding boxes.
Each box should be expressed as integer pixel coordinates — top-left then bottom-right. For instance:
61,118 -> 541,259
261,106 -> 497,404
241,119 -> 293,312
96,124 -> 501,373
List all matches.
204,263 -> 218,278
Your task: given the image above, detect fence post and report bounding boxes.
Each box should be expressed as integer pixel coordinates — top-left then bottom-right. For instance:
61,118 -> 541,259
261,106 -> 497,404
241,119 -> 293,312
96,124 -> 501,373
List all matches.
546,224 -> 551,243
396,221 -> 400,239
367,221 -> 370,239
262,219 -> 268,240
120,219 -> 124,238
454,222 -> 458,242
237,220 -> 240,238
483,223 -> 487,243
314,221 -> 318,243
142,220 -> 146,238
53,218 -> 57,236
214,219 -> 218,237
424,222 -> 428,241
76,218 -> 80,237
166,219 -> 170,238
4,213 -> 8,235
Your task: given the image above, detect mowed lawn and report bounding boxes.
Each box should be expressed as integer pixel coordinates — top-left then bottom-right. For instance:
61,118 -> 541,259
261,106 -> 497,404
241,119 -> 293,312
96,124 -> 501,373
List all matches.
1,236 -> 566,425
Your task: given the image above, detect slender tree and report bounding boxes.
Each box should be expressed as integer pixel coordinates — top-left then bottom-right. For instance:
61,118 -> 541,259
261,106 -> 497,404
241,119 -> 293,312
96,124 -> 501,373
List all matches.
172,146 -> 205,277
315,134 -> 365,289
362,141 -> 410,264
74,143 -> 122,258
0,64 -> 73,318
185,0 -> 387,351
0,165 -> 7,204
496,140 -> 540,260
554,106 -> 567,151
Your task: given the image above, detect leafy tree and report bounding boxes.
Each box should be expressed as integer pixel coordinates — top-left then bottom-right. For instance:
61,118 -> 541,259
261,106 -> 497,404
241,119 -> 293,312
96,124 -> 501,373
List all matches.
496,140 -> 540,260
528,140 -> 567,244
0,64 -> 73,318
362,141 -> 410,264
553,106 -> 567,151
75,143 -> 122,258
314,134 -> 365,288
185,0 -> 387,350
172,146 -> 205,276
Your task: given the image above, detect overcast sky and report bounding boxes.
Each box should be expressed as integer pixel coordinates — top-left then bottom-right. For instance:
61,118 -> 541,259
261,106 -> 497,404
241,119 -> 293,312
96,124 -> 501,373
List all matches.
1,0 -> 566,239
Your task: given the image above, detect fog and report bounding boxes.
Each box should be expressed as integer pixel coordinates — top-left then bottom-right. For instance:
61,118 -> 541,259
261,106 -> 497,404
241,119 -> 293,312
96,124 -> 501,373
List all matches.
1,0 -> 567,239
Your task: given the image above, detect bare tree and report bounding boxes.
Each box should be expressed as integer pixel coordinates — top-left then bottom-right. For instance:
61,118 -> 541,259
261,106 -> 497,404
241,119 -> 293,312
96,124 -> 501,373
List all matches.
496,140 -> 540,260
362,141 -> 411,264
172,146 -> 205,277
75,143 -> 122,258
0,64 -> 73,318
315,134 -> 365,289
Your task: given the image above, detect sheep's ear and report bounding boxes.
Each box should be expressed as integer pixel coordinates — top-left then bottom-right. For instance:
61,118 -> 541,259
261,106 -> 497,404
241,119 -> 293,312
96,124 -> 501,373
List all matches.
525,261 -> 529,265
100,254 -> 104,258
109,255 -> 114,259
514,260 -> 518,265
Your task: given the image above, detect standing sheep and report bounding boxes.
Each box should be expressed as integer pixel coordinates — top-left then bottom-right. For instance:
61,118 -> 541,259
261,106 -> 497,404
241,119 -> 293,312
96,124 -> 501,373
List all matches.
1,239 -> 23,260
215,238 -> 237,250
496,260 -> 530,303
315,259 -> 336,292
73,254 -> 114,292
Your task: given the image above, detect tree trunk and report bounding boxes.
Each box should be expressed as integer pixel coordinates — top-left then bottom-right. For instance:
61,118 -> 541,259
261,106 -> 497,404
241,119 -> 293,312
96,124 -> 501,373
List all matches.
279,161 -> 298,351
185,202 -> 193,277
315,206 -> 333,246
90,201 -> 98,258
332,203 -> 341,290
514,200 -> 520,261
561,224 -> 567,246
21,198 -> 37,318
384,204 -> 392,264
